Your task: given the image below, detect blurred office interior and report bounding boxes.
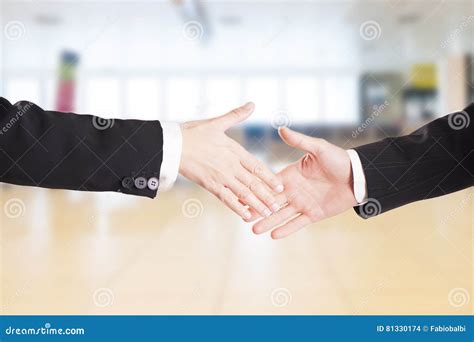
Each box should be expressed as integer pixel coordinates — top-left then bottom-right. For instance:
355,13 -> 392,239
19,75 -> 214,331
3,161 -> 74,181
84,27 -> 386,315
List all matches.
1,0 -> 473,315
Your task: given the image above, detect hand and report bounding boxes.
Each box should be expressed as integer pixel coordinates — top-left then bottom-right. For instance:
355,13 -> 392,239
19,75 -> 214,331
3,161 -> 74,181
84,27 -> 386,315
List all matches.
252,127 -> 357,239
179,102 -> 285,220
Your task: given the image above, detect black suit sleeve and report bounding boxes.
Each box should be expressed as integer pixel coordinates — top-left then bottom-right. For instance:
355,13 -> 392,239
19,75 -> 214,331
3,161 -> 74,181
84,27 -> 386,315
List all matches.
0,97 -> 163,198
354,103 -> 474,218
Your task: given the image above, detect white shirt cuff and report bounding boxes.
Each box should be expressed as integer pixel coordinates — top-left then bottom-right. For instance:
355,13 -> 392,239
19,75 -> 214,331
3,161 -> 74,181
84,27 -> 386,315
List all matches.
159,122 -> 182,192
346,149 -> 368,205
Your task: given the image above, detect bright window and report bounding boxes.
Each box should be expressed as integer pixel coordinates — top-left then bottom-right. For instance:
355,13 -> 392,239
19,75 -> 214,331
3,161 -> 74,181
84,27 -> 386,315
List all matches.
244,77 -> 279,123
323,77 -> 358,124
85,78 -> 120,118
45,79 -> 56,110
285,77 -> 320,124
204,78 -> 241,118
125,78 -> 160,120
5,78 -> 40,105
166,78 -> 200,121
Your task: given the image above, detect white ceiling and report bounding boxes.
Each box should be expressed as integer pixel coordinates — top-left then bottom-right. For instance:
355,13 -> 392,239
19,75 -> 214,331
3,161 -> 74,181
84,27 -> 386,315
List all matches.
1,0 -> 473,71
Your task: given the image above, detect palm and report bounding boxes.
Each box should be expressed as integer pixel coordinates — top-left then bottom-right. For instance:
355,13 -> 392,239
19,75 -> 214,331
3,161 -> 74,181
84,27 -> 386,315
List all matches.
279,145 -> 355,221
252,128 -> 357,239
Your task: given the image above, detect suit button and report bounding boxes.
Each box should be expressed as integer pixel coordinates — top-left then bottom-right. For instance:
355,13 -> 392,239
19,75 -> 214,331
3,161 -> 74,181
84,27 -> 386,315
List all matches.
147,177 -> 159,191
121,177 -> 134,189
134,177 -> 147,189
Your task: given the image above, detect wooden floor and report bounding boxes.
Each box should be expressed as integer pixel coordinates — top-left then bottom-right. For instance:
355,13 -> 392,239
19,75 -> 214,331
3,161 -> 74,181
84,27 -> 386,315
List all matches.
1,183 -> 472,315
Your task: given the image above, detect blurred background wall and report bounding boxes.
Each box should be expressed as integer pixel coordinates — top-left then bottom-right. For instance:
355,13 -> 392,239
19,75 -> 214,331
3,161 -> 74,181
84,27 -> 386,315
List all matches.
1,0 -> 473,315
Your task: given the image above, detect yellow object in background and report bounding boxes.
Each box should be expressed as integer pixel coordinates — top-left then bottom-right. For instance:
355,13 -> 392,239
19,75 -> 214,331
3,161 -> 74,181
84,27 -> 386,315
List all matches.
411,64 -> 437,89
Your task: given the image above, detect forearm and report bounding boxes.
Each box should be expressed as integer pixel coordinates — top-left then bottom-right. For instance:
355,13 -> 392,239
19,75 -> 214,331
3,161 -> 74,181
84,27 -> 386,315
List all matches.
0,97 -> 165,197
353,103 -> 474,218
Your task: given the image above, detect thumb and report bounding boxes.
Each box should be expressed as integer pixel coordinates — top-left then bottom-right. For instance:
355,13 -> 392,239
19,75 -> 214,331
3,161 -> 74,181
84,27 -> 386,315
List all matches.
279,127 -> 321,153
212,102 -> 254,131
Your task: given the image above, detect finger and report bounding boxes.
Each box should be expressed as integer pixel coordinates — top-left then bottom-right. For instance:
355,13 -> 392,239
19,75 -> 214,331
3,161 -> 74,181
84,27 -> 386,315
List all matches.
271,214 -> 312,239
226,179 -> 272,218
243,192 -> 288,222
240,155 -> 284,193
238,201 -> 261,222
212,102 -> 255,131
245,207 -> 261,222
215,186 -> 252,220
279,127 -> 325,153
236,172 -> 280,212
252,205 -> 298,235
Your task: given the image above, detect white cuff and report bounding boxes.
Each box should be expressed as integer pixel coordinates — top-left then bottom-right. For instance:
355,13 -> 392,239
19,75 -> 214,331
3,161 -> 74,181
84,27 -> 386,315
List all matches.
159,122 -> 182,192
346,149 -> 368,205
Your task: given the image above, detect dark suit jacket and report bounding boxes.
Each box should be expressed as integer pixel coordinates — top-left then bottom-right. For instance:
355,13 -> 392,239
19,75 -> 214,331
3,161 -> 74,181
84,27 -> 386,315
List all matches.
354,103 -> 473,218
0,97 -> 163,198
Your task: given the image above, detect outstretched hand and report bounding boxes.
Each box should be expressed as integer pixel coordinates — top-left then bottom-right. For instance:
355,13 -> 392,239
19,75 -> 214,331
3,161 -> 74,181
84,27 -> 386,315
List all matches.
179,102 -> 286,220
251,127 -> 357,239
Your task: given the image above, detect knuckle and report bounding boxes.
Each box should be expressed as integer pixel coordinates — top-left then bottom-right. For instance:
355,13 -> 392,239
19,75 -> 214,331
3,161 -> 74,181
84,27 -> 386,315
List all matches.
253,164 -> 264,176
249,180 -> 262,192
202,176 -> 218,191
230,109 -> 242,120
239,189 -> 252,201
264,194 -> 275,204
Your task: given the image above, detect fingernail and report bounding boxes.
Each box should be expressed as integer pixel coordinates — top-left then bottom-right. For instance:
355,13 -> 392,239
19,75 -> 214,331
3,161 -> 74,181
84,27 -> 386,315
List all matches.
275,184 -> 284,193
271,203 -> 280,212
244,211 -> 252,220
244,102 -> 254,109
263,208 -> 272,217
